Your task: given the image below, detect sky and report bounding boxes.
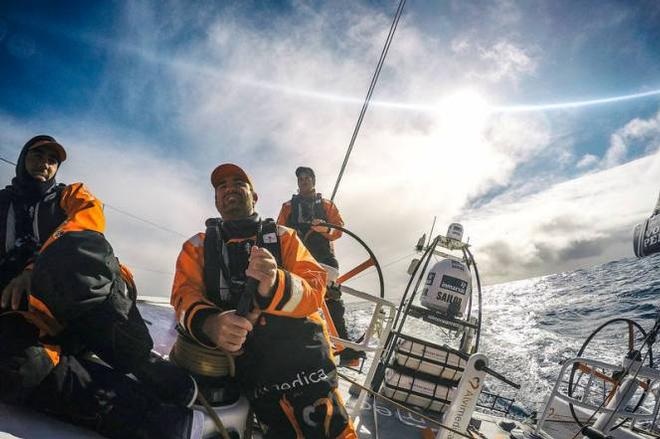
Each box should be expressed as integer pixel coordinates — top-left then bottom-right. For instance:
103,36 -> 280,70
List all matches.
1,0 -> 659,298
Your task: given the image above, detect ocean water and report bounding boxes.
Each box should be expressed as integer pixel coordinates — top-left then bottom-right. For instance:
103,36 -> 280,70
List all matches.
345,251 -> 660,415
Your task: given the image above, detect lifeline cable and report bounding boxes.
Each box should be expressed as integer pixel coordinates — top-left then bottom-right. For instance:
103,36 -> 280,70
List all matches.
330,0 -> 407,202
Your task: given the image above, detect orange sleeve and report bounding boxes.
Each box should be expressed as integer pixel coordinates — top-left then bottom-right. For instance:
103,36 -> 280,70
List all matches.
261,226 -> 327,318
321,199 -> 343,241
170,233 -> 220,346
277,202 -> 291,225
38,183 -> 105,253
58,183 -> 105,234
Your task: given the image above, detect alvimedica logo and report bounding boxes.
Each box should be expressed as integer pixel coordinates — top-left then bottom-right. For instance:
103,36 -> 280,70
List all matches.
253,368 -> 331,398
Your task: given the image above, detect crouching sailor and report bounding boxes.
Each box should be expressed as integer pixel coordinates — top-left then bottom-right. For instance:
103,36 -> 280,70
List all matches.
0,135 -> 204,438
171,163 -> 357,438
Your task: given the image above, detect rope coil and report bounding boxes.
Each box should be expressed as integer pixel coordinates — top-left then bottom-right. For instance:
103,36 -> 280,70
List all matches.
170,333 -> 235,378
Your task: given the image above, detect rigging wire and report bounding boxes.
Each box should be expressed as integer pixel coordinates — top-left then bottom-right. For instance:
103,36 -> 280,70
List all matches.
0,157 -> 15,166
330,0 -> 407,202
103,204 -> 187,238
0,155 -> 188,238
0,155 -> 186,276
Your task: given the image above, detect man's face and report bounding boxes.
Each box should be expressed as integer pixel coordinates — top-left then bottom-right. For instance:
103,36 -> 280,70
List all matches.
297,173 -> 315,195
215,175 -> 257,220
25,147 -> 59,182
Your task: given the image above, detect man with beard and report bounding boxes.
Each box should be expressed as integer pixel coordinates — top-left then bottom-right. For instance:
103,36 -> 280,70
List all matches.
0,135 -> 203,439
277,166 -> 364,366
171,163 -> 356,438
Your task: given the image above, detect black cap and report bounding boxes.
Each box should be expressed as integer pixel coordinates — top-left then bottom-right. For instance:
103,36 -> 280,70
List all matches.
25,135 -> 67,163
295,166 -> 315,179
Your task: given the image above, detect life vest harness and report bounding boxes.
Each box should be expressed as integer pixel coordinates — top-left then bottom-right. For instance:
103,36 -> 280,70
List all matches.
287,193 -> 328,232
171,218 -> 281,380
0,184 -> 66,290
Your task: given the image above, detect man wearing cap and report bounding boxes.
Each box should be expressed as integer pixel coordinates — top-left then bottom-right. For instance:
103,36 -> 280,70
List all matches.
277,167 -> 363,365
0,134 -> 96,309
171,163 -> 357,438
0,135 -> 202,438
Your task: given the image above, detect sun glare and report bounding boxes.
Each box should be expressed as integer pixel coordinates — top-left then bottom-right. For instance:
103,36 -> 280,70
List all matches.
437,89 -> 492,132
431,89 -> 492,160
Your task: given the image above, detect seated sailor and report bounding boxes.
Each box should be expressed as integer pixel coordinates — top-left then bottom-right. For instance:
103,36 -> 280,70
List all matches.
171,163 -> 357,439
0,135 -> 204,439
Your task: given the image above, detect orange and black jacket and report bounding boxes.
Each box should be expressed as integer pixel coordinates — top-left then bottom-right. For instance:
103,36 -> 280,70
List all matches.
0,182 -> 107,366
171,221 -> 328,348
0,183 -> 105,274
277,194 -> 343,266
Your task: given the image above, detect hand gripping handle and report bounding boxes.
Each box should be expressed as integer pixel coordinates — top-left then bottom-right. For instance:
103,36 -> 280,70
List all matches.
236,277 -> 257,317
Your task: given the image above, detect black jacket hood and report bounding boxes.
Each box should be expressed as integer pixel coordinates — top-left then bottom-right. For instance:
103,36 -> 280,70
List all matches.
8,135 -> 61,201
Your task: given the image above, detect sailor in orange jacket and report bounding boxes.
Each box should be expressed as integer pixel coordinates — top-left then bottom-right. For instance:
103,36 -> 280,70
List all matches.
277,166 -> 365,366
172,163 -> 357,439
0,136 -> 200,439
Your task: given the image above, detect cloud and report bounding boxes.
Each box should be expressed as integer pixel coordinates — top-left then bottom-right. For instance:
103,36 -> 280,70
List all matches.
477,41 -> 537,83
122,2 -> 552,295
577,153 -> 598,169
2,1 -> 658,298
602,110 -> 660,168
464,151 -> 660,284
0,112 -> 214,296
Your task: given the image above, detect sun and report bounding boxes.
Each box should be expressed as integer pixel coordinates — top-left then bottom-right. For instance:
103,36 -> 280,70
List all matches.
436,89 -> 492,134
422,89 -> 493,179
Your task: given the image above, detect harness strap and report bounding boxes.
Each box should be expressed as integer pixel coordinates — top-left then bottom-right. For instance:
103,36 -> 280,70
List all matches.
203,218 -> 282,305
203,218 -> 225,302
289,193 -> 328,230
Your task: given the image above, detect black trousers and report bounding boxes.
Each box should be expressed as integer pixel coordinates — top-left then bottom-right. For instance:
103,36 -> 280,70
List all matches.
0,231 -> 195,438
252,385 -> 352,438
326,297 -> 350,341
0,313 -> 193,439
236,314 -> 354,438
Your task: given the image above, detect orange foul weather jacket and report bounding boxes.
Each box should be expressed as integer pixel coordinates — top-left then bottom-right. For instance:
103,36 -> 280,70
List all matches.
171,221 -> 357,439
171,224 -> 328,347
4,183 -> 108,365
277,195 -> 344,269
37,183 -> 106,249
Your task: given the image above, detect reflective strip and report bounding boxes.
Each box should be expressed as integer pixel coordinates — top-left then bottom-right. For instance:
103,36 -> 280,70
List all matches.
281,275 -> 304,313
274,271 -> 291,311
32,202 -> 40,242
188,234 -> 203,248
184,300 -> 214,333
43,344 -> 61,366
27,295 -> 63,336
5,203 -> 15,252
279,396 -> 304,439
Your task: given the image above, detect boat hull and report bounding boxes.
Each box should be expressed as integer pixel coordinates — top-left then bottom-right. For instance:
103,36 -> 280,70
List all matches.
633,214 -> 660,257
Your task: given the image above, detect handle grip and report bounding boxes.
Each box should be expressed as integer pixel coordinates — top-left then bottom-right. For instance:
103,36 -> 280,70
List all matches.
236,277 -> 258,317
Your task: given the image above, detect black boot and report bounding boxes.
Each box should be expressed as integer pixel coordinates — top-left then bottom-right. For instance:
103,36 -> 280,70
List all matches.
133,352 -> 198,408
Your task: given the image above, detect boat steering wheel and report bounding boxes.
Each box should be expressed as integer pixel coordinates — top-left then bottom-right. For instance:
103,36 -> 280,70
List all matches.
566,318 -> 653,431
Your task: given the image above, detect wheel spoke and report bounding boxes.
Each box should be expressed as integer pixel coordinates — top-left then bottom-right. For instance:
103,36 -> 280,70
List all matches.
628,321 -> 635,352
